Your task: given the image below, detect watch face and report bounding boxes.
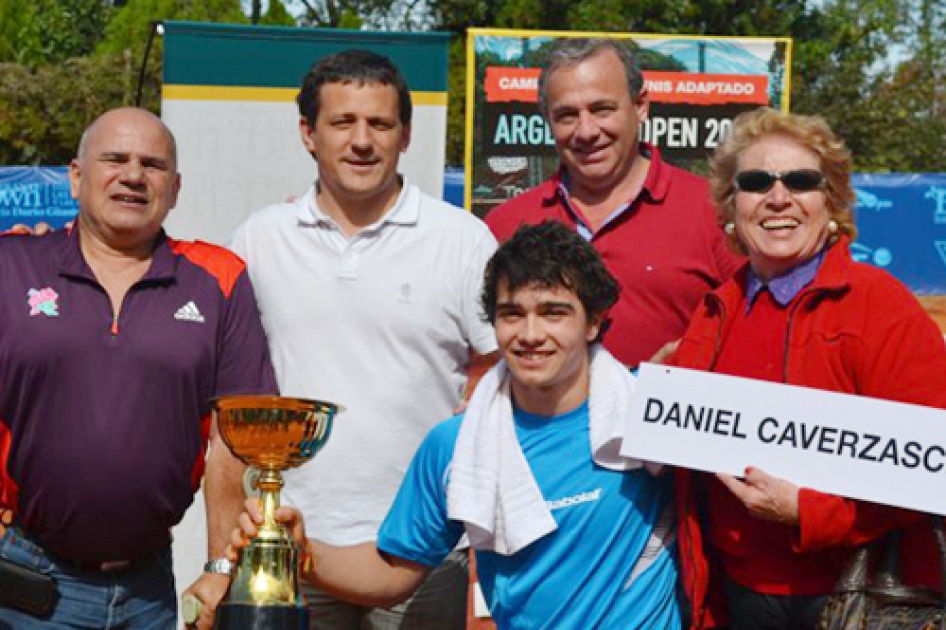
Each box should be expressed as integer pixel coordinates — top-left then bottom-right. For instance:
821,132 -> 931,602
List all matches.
205,558 -> 233,574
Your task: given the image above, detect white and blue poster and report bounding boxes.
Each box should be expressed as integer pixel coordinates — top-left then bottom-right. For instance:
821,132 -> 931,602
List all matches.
0,167 -> 77,229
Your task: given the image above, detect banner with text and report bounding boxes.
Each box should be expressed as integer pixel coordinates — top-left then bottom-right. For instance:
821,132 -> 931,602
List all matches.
465,29 -> 791,217
623,364 -> 946,515
0,167 -> 78,230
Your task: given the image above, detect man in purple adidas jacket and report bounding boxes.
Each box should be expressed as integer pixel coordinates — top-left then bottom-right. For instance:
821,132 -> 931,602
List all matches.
0,108 -> 277,629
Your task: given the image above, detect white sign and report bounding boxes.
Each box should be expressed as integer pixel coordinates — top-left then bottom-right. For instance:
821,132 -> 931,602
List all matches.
622,364 -> 946,515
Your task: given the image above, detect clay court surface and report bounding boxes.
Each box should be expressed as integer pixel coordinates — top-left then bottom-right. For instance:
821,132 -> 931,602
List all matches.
920,296 -> 946,332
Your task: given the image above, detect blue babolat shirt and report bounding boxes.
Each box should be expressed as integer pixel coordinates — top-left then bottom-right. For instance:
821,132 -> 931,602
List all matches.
377,401 -> 681,629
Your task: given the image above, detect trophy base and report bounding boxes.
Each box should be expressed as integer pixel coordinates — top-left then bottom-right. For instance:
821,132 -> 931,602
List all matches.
213,603 -> 308,630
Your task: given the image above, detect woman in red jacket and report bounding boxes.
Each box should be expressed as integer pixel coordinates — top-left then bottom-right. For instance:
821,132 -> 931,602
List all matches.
671,108 -> 946,630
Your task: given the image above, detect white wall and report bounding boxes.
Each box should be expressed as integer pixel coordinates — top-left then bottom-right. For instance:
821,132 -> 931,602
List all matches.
172,490 -> 207,627
162,99 -> 447,245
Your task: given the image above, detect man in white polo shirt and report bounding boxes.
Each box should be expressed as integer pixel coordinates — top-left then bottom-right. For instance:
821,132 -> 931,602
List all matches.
193,49 -> 498,630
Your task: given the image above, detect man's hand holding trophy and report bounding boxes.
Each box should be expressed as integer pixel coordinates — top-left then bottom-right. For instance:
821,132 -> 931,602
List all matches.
183,394 -> 342,629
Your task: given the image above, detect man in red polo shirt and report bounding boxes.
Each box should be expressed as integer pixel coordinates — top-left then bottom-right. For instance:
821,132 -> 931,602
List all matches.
486,38 -> 742,369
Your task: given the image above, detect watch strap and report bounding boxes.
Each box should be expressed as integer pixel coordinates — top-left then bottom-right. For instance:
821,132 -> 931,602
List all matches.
203,557 -> 233,575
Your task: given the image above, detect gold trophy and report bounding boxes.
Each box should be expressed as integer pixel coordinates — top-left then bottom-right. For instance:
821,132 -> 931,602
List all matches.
211,394 -> 342,630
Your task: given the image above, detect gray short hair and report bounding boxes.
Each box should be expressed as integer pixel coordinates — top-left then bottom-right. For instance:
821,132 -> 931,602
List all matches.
537,38 -> 644,116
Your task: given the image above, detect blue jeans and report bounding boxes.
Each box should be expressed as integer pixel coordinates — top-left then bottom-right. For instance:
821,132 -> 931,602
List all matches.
0,527 -> 176,629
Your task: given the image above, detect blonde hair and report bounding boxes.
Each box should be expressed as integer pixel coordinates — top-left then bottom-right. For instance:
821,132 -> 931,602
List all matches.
710,107 -> 856,255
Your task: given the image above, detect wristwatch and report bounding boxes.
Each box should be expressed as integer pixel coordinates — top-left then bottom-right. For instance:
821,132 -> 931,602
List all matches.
203,557 -> 234,575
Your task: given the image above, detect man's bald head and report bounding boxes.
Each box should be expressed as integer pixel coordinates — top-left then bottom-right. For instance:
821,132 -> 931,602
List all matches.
69,106 -> 182,253
77,108 -> 178,172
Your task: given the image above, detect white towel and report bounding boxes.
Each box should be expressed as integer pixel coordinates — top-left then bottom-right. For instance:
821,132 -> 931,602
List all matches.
446,344 -> 659,555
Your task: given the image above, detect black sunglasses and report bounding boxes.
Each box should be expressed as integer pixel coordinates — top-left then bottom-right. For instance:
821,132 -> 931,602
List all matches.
735,169 -> 825,194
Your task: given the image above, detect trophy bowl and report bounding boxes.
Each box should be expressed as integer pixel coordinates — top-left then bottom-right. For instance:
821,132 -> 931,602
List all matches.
211,394 -> 342,630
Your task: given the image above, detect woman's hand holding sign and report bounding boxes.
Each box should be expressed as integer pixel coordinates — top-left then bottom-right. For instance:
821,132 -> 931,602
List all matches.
716,466 -> 800,526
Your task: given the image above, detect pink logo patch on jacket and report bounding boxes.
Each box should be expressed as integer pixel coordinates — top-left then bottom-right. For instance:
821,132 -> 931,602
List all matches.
28,287 -> 59,317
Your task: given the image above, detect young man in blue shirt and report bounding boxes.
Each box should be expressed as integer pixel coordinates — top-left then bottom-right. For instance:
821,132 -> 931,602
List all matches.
229,221 -> 681,629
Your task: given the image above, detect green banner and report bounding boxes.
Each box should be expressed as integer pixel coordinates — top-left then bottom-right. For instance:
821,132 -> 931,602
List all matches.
163,21 -> 450,92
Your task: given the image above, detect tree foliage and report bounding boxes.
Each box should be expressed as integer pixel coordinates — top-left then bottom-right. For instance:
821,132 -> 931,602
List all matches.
259,0 -> 297,26
788,0 -> 946,171
0,52 -> 138,164
0,0 -> 113,66
0,0 -> 249,165
294,0 -> 365,28
291,0 -> 430,29
0,0 -> 35,64
98,0 -> 248,57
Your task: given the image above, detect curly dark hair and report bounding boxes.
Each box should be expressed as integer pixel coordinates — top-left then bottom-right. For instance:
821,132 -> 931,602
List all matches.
297,48 -> 412,127
482,221 -> 620,340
